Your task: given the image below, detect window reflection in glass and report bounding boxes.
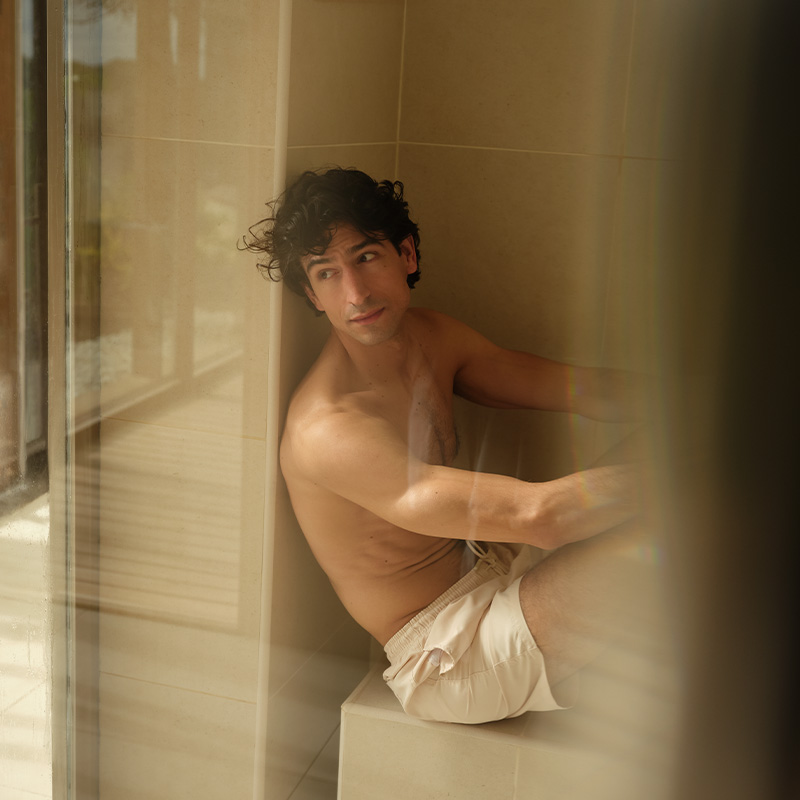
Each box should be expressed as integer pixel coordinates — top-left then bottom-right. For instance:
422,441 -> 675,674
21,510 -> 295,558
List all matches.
1,1 -> 51,797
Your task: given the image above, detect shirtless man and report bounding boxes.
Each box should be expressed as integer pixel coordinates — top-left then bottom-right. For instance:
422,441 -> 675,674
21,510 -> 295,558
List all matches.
247,168 -> 646,724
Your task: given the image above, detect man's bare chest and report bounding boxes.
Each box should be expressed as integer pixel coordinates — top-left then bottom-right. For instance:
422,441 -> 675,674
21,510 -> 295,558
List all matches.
376,370 -> 459,467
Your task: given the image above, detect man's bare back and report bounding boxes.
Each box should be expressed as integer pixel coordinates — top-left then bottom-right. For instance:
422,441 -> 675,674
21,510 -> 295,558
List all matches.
281,308 -> 479,645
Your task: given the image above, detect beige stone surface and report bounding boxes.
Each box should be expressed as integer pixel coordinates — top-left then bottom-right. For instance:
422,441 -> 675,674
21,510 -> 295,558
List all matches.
401,0 -> 635,155
101,0 -> 280,146
99,673 -> 256,800
288,0 -> 404,147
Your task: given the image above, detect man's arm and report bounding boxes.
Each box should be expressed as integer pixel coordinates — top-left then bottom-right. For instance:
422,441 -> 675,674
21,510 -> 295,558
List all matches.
287,406 -> 641,551
438,314 -> 647,422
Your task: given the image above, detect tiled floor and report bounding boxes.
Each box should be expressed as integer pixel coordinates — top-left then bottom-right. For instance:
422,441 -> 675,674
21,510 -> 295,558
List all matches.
288,727 -> 340,800
0,495 -> 52,800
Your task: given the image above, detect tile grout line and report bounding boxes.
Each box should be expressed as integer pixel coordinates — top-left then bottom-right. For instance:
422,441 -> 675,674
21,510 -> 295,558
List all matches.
98,670 -> 256,705
394,0 -> 409,179
288,140 -> 677,163
286,141 -> 396,150
619,0 -> 641,157
286,725 -> 340,800
101,133 -> 276,149
0,677 -> 47,715
512,745 -> 521,800
102,414 -> 267,442
268,617 -> 350,701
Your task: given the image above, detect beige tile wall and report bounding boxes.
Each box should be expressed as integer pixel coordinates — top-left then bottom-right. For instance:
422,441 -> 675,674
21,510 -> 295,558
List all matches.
287,0 -> 404,148
96,1 -> 279,799
398,0 -> 680,474
400,0 -> 634,155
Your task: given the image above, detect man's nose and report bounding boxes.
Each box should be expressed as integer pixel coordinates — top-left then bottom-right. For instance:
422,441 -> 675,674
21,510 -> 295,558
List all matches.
343,266 -> 370,305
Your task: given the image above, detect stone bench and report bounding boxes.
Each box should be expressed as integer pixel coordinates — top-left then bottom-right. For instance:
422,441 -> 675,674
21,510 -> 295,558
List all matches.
338,642 -> 677,800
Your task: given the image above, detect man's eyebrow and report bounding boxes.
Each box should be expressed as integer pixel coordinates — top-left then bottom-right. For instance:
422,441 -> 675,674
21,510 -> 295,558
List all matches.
304,237 -> 382,272
305,254 -> 331,270
348,237 -> 381,253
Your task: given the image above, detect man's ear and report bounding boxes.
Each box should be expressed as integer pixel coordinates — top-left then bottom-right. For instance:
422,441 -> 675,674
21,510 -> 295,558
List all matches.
401,235 -> 418,275
304,283 -> 324,312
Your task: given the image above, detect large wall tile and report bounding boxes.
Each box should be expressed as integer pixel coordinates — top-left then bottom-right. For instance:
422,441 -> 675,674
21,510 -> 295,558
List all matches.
266,618 -> 369,800
398,145 -> 618,365
401,0 -> 635,155
101,0 -> 280,146
99,674 -> 255,800
99,134 -> 273,437
453,401 -> 598,482
98,419 -> 264,641
288,0 -> 404,147
603,158 -> 679,374
0,681 -> 51,798
268,483 -> 359,690
99,611 -> 260,706
624,0 -> 693,159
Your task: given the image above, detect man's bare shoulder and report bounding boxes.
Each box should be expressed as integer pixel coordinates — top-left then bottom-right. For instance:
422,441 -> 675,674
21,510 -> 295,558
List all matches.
283,369 -> 359,447
406,307 -> 489,367
284,384 -> 376,444
281,362 -> 395,483
281,392 -> 414,526
406,306 -> 462,337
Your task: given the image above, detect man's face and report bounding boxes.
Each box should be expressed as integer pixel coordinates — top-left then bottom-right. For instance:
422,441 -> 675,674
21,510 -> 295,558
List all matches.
302,224 -> 418,347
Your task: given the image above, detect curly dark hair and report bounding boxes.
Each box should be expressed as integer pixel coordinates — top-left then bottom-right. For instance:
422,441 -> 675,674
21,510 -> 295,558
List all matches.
242,168 -> 421,312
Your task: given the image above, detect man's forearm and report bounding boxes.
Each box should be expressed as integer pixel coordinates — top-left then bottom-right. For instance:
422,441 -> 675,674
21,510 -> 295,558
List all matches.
528,464 -> 642,549
570,367 -> 651,423
403,463 -> 642,551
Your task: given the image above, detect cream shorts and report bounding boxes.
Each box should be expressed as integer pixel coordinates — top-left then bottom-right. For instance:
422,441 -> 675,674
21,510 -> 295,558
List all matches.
382,542 -> 568,724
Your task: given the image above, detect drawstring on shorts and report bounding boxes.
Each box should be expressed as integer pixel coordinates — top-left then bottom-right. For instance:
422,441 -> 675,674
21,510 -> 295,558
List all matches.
466,540 -> 504,575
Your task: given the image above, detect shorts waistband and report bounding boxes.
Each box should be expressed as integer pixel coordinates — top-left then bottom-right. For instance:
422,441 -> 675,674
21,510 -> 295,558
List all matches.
384,542 -> 513,663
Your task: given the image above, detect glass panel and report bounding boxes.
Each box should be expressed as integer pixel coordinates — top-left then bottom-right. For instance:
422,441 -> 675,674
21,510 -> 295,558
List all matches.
63,1 -> 276,798
0,1 -> 52,798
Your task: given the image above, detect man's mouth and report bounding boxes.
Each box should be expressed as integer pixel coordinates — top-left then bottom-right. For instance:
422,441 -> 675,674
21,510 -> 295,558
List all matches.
350,308 -> 384,325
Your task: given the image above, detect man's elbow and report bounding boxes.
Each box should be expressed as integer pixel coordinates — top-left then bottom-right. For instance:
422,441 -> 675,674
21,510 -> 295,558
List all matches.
393,479 -> 444,533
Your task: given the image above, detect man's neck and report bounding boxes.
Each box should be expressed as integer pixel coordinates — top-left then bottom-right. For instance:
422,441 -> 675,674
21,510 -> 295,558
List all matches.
329,315 -> 420,389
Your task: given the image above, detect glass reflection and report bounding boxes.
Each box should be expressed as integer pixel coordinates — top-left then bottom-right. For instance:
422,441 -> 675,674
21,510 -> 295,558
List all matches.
64,0 -> 272,797
0,0 -> 735,797
1,0 -> 51,796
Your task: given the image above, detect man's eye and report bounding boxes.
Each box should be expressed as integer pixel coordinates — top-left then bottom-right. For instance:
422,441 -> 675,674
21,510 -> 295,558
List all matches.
317,270 -> 333,280
360,252 -> 376,263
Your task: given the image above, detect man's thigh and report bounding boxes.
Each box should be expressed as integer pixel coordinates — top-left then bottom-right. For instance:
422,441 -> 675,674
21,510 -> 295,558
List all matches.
518,521 -> 650,688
